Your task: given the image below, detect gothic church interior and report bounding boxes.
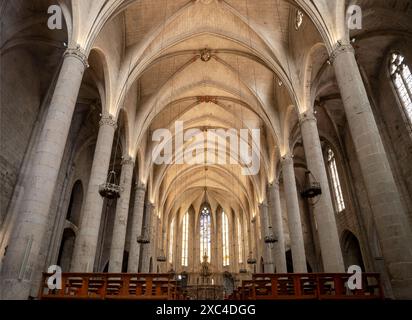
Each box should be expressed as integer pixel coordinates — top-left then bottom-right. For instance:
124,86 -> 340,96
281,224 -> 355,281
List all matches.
1,0 -> 412,300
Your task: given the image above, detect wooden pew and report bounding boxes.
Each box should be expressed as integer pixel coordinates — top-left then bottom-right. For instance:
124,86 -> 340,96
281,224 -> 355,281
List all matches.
236,273 -> 384,301
39,273 -> 177,300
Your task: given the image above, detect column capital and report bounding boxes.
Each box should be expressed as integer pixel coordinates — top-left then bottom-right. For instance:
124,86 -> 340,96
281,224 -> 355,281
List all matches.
99,113 -> 118,129
299,111 -> 317,126
268,181 -> 280,191
281,153 -> 294,164
135,181 -> 147,192
258,202 -> 269,211
64,45 -> 89,69
121,156 -> 135,167
329,41 -> 355,64
145,202 -> 155,210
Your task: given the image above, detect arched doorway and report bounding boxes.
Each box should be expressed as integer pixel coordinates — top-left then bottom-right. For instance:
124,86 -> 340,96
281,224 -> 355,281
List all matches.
342,230 -> 365,271
260,257 -> 264,273
66,180 -> 83,226
286,250 -> 293,273
149,257 -> 153,273
57,228 -> 76,272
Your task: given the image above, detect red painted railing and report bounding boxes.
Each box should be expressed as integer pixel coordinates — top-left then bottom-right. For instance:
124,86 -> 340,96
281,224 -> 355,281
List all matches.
39,272 -> 384,300
231,273 -> 384,300
39,273 -> 184,300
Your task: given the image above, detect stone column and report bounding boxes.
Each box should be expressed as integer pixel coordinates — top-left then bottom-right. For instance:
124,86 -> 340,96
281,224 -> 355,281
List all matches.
71,114 -> 117,272
281,154 -> 307,273
247,221 -> 255,273
267,182 -> 287,273
231,212 -> 239,272
141,202 -> 154,273
127,183 -> 146,272
259,202 -> 274,273
108,157 -> 135,273
331,41 -> 412,298
0,47 -> 88,300
300,112 -> 345,272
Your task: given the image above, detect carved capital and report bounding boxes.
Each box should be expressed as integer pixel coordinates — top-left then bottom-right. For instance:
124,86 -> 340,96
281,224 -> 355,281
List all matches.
299,111 -> 317,126
268,181 -> 280,191
281,153 -> 294,165
99,114 -> 118,129
145,202 -> 155,210
121,156 -> 135,167
135,182 -> 147,192
64,45 -> 89,69
329,41 -> 355,64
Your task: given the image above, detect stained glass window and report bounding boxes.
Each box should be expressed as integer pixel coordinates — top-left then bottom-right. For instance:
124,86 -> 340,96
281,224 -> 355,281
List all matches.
168,218 -> 175,264
200,205 -> 211,262
327,148 -> 345,213
222,211 -> 230,266
181,212 -> 189,266
237,218 -> 243,264
390,52 -> 412,125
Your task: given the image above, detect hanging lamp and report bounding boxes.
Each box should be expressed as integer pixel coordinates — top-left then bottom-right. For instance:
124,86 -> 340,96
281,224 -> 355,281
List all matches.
99,121 -> 121,199
157,249 -> 167,262
264,226 -> 278,248
301,170 -> 322,198
247,251 -> 256,265
137,226 -> 150,244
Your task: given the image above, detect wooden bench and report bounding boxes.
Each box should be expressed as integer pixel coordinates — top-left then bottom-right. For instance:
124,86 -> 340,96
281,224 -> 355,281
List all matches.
39,273 -> 178,300
233,273 -> 384,301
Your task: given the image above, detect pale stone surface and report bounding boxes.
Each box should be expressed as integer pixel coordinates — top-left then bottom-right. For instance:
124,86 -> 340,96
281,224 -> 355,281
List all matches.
268,182 -> 287,273
71,114 -> 117,272
0,48 -> 87,299
300,112 -> 345,272
108,158 -> 135,272
281,154 -> 307,273
140,203 -> 154,273
332,42 -> 412,299
258,202 -> 274,273
2,1 -> 412,300
127,183 -> 146,273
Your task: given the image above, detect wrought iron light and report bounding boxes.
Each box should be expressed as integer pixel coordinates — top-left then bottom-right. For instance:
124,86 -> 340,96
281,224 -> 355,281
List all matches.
99,170 -> 121,199
136,226 -> 150,244
157,249 -> 167,262
264,226 -> 278,244
247,252 -> 256,265
301,170 -> 322,198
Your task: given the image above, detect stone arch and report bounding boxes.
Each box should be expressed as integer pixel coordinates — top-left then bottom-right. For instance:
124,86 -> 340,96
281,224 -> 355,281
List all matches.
341,230 -> 365,271
66,180 -> 84,227
57,228 -> 76,272
149,257 -> 153,273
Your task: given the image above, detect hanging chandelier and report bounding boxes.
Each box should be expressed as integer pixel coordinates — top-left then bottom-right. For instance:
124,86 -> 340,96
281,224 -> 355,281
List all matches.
301,170 -> 322,198
264,226 -> 278,245
137,226 -> 150,244
99,124 -> 122,199
247,252 -> 256,265
99,170 -> 121,199
157,249 -> 167,262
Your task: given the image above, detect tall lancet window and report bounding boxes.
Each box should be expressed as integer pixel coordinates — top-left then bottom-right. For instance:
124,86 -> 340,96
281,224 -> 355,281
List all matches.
200,205 -> 211,262
181,212 -> 189,266
168,218 -> 175,264
390,52 -> 412,125
222,211 -> 230,266
327,148 -> 345,213
237,218 -> 243,264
